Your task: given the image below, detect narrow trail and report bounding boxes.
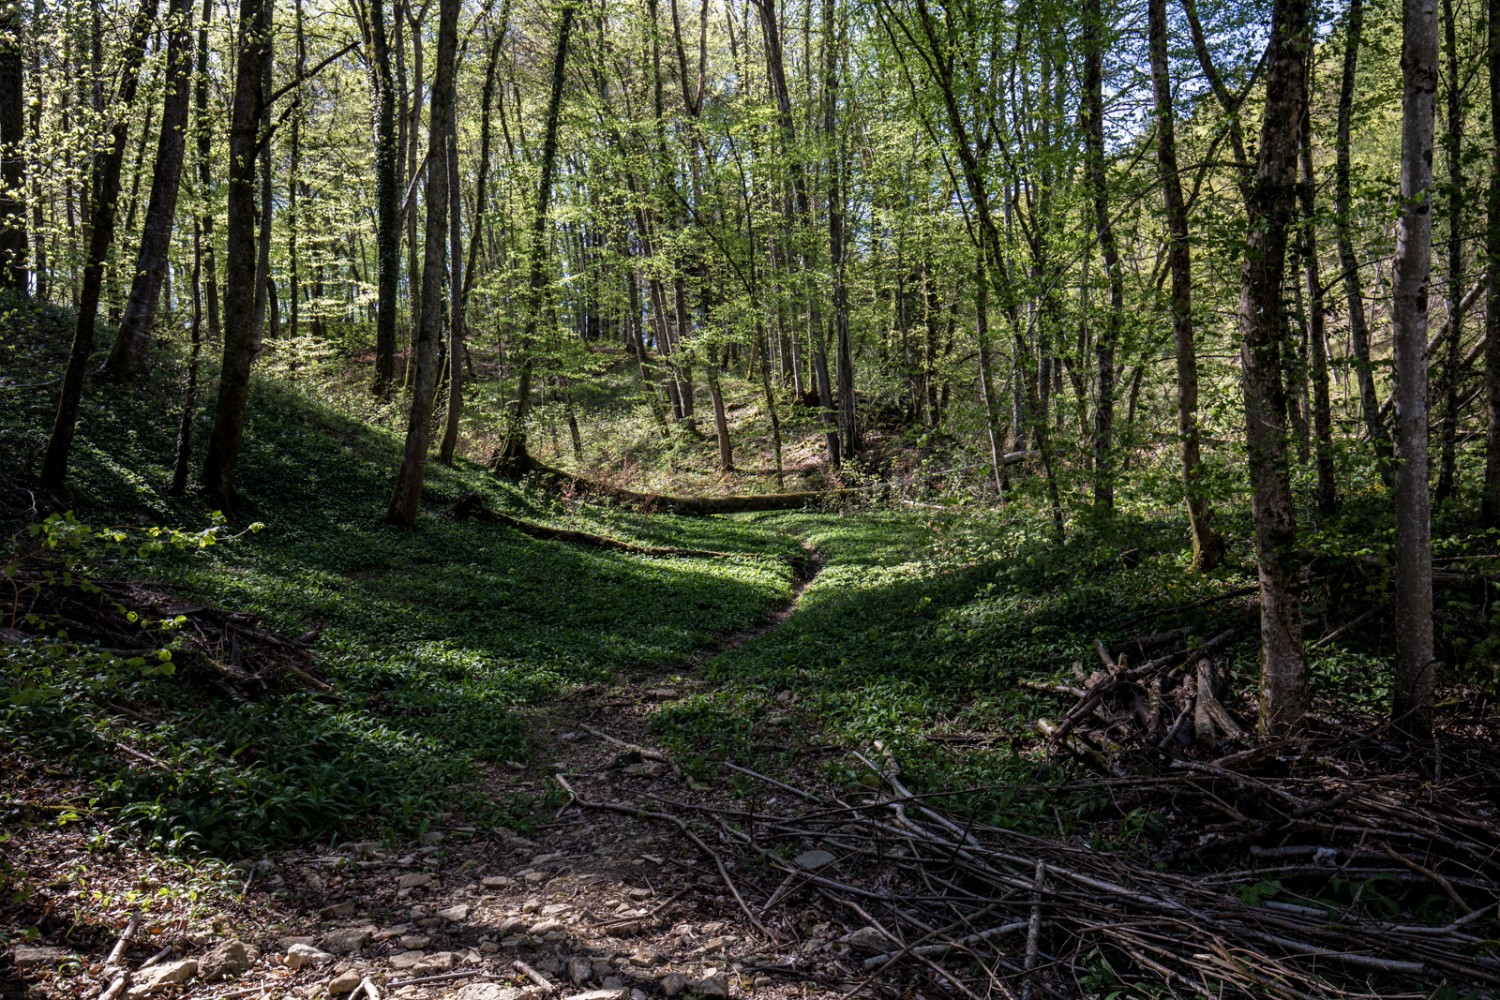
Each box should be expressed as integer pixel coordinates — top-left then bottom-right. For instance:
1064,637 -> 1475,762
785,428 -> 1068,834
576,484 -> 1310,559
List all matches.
220,540 -> 844,1000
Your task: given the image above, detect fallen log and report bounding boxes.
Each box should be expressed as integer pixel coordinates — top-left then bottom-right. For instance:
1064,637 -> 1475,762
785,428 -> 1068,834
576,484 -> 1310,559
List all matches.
499,454 -> 1036,515
449,491 -> 742,558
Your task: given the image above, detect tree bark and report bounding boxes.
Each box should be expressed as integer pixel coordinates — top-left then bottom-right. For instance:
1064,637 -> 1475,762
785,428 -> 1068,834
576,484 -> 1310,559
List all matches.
1390,0 -> 1437,740
823,0 -> 856,460
755,0 -> 837,466
39,0 -> 160,494
1336,0 -> 1393,480
1488,0 -> 1500,522
195,0 -> 220,342
0,0 -> 28,294
1148,0 -> 1223,570
1239,0 -> 1311,736
494,0 -> 574,474
199,0 -> 272,509
369,0 -> 399,396
440,7 -> 505,464
104,0 -> 195,381
1084,0 -> 1120,512
1433,0 -> 1464,507
383,0 -> 459,527
1297,54 -> 1336,517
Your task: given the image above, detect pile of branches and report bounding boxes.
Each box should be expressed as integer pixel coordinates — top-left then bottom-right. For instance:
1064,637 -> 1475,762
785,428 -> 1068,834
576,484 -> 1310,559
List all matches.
2,567 -> 328,696
565,734 -> 1499,999
1031,625 -> 1249,770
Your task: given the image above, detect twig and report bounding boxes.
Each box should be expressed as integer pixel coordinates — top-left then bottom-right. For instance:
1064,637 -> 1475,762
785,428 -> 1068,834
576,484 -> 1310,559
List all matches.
385,970 -> 503,988
554,775 -> 773,939
512,960 -> 555,992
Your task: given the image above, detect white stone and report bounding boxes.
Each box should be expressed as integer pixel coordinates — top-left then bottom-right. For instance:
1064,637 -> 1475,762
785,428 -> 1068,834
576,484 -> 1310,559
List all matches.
285,944 -> 335,970
328,969 -> 364,994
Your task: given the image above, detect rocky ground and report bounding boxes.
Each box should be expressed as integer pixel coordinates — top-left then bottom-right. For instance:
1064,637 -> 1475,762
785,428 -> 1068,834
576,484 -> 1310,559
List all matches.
3,551 -> 881,1000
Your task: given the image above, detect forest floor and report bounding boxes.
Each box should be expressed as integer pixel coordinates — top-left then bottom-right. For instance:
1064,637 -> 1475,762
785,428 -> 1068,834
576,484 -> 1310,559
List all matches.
1,541 -> 888,1000
4,312 -> 1500,999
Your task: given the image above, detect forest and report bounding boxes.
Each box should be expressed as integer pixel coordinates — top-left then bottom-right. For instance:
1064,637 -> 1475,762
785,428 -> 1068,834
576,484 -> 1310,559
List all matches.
2,0 -> 1500,993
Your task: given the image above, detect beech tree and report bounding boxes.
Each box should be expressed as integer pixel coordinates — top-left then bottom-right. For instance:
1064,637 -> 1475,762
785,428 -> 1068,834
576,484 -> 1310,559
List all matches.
1391,0 -> 1437,739
1239,0 -> 1311,736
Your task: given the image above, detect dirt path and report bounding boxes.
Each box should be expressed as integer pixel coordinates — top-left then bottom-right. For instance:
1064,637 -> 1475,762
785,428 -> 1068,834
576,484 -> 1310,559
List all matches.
13,541 -> 849,1000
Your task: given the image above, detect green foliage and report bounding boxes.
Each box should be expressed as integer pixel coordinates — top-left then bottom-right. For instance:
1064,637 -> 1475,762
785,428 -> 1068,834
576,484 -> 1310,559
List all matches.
0,322 -> 796,856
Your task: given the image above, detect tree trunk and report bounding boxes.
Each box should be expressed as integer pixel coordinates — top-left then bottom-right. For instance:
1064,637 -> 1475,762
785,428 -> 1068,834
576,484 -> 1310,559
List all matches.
369,0 -> 399,396
251,33 -> 273,347
1148,0 -> 1224,570
439,109 -> 463,462
0,0 -> 28,294
1488,0 -> 1500,522
287,0 -> 305,340
383,0 -> 459,527
200,0 -> 272,509
1390,0 -> 1436,740
494,0 -> 574,474
1336,0 -> 1393,480
1433,0 -> 1464,507
104,0 -> 195,381
1084,0 -> 1120,512
170,218 -> 204,494
39,0 -> 160,494
823,0 -> 856,460
755,0 -> 837,466
28,0 -> 47,300
1298,55 -> 1336,517
195,0 -> 220,342
1239,0 -> 1311,737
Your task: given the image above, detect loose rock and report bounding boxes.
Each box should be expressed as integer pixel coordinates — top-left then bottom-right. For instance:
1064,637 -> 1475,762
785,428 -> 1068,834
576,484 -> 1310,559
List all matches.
10,945 -> 73,968
320,926 -> 375,954
285,944 -> 336,970
199,940 -> 259,981
690,973 -> 729,998
131,958 -> 198,994
387,950 -> 427,970
328,969 -> 363,994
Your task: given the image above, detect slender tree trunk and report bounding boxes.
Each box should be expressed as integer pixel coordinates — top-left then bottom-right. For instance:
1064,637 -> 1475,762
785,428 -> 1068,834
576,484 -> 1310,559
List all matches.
1488,0 -> 1500,522
439,112 -> 463,462
200,0 -> 272,508
495,0 -> 574,473
1148,0 -> 1223,569
1337,0 -> 1393,479
1298,55 -> 1336,516
755,0 -> 837,465
105,0 -> 195,380
823,0 -> 856,460
384,0 -> 458,527
251,28 -> 273,347
1239,0 -> 1311,736
39,0 -> 159,494
706,344 -> 733,471
196,0 -> 219,342
440,9 -> 505,463
369,0 -> 399,396
169,218 -> 204,494
0,0 -> 28,293
28,0 -> 47,300
1391,0 -> 1437,740
287,0 -> 305,340
1434,0 -> 1464,506
1084,0 -> 1120,512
